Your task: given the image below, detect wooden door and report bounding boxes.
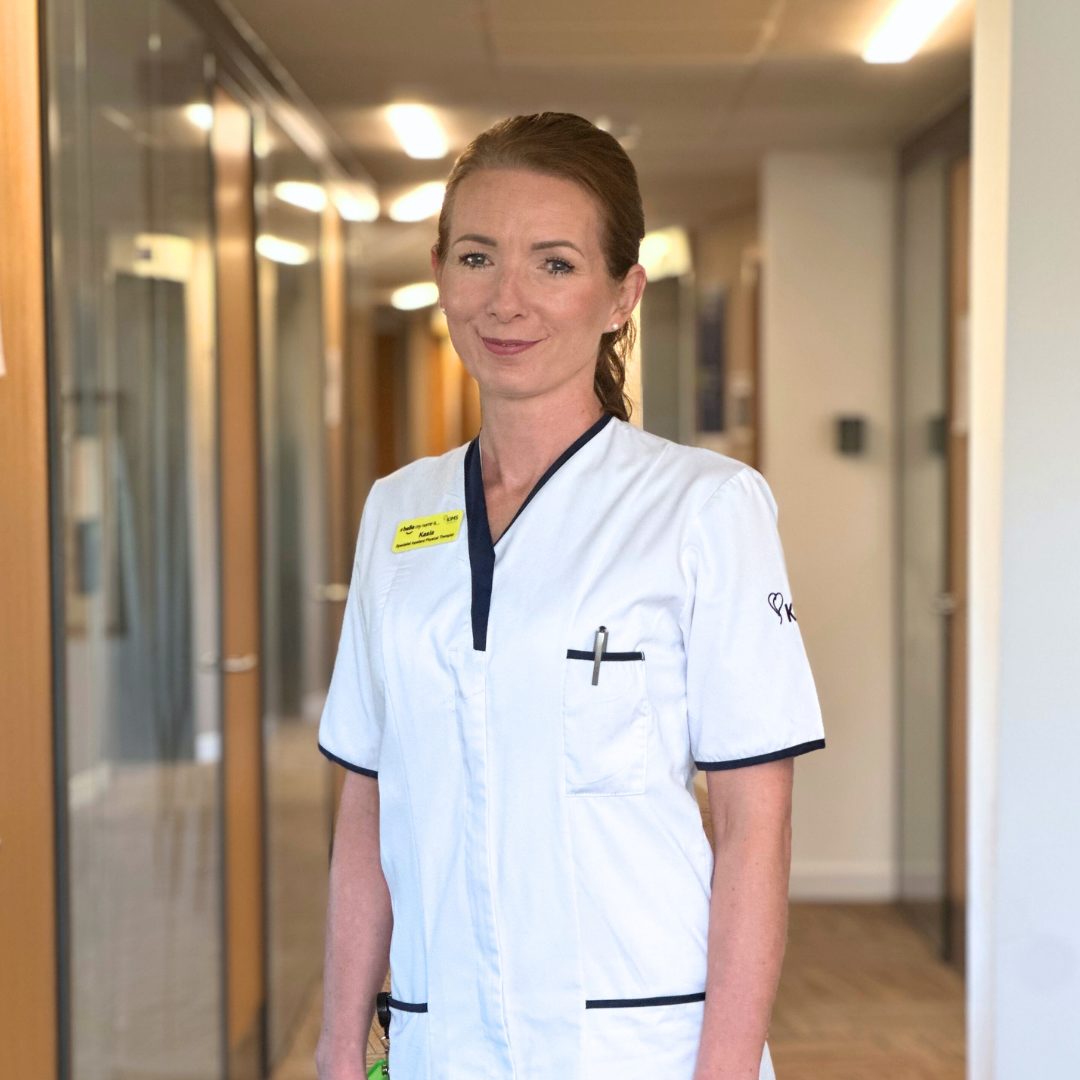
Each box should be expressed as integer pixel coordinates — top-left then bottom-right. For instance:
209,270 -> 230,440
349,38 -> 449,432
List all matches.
0,1 -> 58,1076
213,83 -> 266,1077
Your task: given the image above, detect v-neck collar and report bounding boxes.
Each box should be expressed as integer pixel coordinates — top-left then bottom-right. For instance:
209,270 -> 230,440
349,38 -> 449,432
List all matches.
464,412 -> 614,651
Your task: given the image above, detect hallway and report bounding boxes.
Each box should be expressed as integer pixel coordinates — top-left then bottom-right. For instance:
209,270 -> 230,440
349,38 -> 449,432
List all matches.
12,0 -> 1080,1075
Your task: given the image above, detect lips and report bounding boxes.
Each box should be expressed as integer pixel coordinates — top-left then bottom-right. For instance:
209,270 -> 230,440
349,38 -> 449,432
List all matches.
481,336 -> 541,357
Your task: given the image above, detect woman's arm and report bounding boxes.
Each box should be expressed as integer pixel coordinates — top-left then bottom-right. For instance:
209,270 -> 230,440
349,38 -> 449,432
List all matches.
693,758 -> 794,1080
316,771 -> 393,1080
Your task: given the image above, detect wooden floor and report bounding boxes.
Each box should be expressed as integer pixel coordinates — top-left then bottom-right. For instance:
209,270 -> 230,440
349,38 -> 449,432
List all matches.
769,904 -> 965,1080
272,901 -> 965,1079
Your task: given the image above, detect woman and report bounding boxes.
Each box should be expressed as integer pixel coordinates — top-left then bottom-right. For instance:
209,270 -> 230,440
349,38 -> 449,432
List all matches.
316,113 -> 824,1080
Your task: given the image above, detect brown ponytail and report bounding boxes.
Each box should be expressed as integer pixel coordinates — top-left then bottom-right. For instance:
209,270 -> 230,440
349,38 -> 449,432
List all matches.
595,321 -> 636,422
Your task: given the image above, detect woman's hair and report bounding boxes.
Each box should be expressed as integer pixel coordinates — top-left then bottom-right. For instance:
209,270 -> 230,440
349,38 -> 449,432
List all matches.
434,112 -> 645,421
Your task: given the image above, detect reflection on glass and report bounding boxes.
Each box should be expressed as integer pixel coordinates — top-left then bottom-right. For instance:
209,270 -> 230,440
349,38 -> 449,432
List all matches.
898,155 -> 950,951
256,115 -> 333,1067
46,0 -> 224,1076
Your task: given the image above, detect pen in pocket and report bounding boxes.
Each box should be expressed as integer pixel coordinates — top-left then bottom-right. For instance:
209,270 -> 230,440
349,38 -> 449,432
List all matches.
591,625 -> 608,686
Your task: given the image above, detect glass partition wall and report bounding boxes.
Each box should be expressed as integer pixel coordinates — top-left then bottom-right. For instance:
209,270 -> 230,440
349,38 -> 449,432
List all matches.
897,154 -> 950,953
46,1 -> 354,1074
897,131 -> 970,968
46,1 -> 225,1076
255,116 -> 334,1069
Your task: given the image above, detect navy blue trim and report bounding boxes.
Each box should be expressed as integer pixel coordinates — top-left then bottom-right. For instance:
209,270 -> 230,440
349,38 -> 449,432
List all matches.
567,649 -> 644,661
464,437 -> 496,652
499,412 -> 614,540
387,996 -> 428,1013
586,991 -> 706,1009
695,738 -> 826,772
318,742 -> 378,778
465,413 -> 615,652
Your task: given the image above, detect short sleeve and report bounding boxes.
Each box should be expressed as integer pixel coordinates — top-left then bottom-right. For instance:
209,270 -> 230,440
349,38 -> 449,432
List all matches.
318,492 -> 384,778
684,467 -> 825,770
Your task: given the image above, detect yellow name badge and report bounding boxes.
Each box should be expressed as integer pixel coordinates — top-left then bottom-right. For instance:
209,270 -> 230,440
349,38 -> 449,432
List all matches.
392,510 -> 464,553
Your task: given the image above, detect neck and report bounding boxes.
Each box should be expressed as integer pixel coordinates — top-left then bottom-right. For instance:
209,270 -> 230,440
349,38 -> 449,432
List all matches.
477,388 -> 605,493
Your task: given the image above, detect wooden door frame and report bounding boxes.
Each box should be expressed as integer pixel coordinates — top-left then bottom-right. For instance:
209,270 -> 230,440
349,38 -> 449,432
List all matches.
0,0 -> 59,1076
322,203 -> 353,816
213,80 -> 268,1079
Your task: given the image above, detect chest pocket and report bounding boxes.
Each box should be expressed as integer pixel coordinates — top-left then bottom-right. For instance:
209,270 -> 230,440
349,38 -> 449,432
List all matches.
562,646 -> 650,796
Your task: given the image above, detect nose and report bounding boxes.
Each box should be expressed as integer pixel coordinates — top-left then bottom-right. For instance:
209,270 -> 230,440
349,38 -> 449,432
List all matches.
486,264 -> 527,323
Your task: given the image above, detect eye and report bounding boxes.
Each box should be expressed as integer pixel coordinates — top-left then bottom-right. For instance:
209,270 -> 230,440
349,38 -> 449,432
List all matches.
544,257 -> 575,276
457,251 -> 490,269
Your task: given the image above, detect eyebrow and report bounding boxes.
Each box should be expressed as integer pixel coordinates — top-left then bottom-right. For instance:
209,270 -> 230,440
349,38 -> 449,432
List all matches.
452,233 -> 585,257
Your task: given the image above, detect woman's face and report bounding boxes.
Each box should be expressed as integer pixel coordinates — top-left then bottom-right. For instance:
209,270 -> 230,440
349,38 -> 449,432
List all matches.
433,168 -> 644,409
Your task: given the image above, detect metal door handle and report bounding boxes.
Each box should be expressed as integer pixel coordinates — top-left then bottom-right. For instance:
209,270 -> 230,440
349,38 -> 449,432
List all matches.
222,653 -> 259,673
932,593 -> 957,616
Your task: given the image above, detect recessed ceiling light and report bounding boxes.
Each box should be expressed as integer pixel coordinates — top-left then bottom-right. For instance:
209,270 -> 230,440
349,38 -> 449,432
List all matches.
617,124 -> 642,151
333,185 -> 380,223
256,235 -> 311,265
386,104 -> 449,160
863,0 -> 963,64
183,103 -> 213,132
273,181 -> 328,213
391,282 -> 440,311
388,182 -> 446,223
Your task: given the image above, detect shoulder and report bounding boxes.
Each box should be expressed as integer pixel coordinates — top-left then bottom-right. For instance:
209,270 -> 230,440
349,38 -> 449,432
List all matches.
364,443 -> 468,516
604,424 -> 781,564
607,420 -> 764,512
353,443 -> 469,567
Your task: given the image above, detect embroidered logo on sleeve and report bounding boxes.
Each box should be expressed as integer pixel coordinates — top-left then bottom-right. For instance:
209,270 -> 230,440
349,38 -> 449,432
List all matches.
392,510 -> 464,553
768,591 -> 798,624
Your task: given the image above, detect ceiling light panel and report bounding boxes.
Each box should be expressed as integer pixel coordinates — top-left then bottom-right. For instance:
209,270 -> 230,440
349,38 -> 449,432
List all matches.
388,182 -> 446,223
256,235 -> 311,265
183,103 -> 213,132
386,104 -> 449,159
274,181 -> 328,213
391,282 -> 439,311
333,186 -> 380,223
863,0 -> 964,63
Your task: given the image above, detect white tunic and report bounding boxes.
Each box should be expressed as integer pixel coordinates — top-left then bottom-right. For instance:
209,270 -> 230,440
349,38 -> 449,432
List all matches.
319,415 -> 825,1079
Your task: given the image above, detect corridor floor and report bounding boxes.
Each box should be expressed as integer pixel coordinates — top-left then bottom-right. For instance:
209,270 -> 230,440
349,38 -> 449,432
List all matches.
272,900 -> 965,1079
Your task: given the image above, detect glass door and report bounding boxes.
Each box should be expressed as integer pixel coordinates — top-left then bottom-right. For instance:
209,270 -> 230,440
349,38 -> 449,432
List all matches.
45,0 -> 225,1076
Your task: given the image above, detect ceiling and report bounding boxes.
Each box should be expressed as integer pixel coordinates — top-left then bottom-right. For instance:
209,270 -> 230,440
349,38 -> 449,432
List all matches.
224,0 -> 974,289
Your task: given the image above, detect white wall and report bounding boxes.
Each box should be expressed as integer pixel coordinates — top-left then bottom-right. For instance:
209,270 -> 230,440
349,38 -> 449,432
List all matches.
967,1 -> 1010,1069
970,0 -> 1080,1073
761,152 -> 898,900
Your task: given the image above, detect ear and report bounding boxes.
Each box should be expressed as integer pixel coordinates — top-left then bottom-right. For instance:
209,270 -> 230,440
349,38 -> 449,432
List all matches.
430,244 -> 441,279
612,263 -> 647,323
